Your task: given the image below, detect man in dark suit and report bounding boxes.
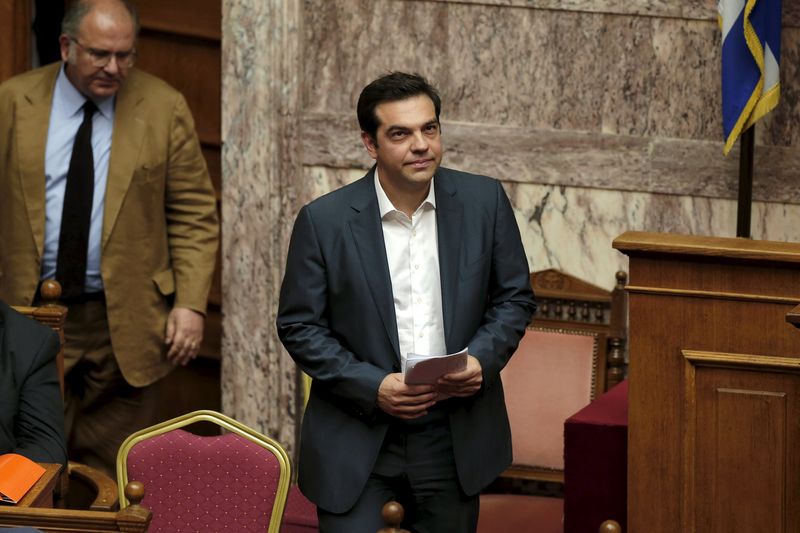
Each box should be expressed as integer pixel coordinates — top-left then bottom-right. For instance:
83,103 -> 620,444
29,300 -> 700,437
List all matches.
277,72 -> 536,532
0,300 -> 67,465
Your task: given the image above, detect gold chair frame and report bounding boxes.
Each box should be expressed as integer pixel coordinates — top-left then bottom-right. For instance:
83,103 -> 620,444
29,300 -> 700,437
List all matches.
116,409 -> 291,533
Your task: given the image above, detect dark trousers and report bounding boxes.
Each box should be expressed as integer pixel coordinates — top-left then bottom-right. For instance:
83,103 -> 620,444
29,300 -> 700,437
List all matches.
61,299 -> 159,478
318,410 -> 479,533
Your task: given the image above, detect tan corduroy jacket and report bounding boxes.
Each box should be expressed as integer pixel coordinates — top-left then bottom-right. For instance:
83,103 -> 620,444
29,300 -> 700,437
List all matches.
0,63 -> 219,386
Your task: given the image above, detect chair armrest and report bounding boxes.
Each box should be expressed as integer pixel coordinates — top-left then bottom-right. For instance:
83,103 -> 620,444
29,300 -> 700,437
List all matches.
68,461 -> 119,511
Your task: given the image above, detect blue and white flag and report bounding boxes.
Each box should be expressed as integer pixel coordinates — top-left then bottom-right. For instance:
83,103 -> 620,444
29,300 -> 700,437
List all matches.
719,0 -> 781,154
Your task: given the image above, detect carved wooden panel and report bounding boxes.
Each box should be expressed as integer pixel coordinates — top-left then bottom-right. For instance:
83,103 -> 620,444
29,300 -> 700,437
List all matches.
615,232 -> 800,533
685,352 -> 800,533
135,35 -> 221,145
135,0 -> 220,40
530,269 -> 629,388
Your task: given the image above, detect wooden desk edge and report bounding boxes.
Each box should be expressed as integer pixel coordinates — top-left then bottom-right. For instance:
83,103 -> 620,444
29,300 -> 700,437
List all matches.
17,463 -> 62,508
613,231 -> 800,264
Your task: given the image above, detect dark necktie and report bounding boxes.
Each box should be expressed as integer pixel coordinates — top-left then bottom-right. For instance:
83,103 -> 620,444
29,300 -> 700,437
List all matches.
56,100 -> 97,299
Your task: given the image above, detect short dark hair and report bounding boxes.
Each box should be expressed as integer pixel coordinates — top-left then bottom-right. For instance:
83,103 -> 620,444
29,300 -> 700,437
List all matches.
62,0 -> 140,38
357,72 -> 441,140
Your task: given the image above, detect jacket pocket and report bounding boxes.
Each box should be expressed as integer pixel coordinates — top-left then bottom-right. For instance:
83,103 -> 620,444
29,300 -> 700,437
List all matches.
152,268 -> 175,296
134,161 -> 167,185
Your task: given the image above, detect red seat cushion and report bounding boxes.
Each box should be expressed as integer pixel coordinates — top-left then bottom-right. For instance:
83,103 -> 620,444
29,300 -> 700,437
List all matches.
478,494 -> 563,533
281,485 -> 319,532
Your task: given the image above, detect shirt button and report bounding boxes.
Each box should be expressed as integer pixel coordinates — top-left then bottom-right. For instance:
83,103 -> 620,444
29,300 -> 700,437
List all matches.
414,264 -> 419,270
419,333 -> 424,338
412,230 -> 417,237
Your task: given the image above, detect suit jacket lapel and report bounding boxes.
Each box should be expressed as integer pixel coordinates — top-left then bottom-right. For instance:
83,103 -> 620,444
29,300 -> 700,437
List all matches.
16,64 -> 60,258
434,172 -> 463,352
348,171 -> 401,361
102,73 -> 147,249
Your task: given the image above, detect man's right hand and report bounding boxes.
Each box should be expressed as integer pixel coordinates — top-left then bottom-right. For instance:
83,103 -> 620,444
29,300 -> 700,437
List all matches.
377,373 -> 438,420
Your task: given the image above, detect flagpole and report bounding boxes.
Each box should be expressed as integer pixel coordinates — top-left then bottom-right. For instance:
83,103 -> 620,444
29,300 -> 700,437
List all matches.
736,126 -> 755,238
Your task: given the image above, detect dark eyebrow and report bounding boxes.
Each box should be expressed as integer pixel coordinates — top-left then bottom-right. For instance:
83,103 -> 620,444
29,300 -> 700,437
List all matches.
384,119 -> 438,133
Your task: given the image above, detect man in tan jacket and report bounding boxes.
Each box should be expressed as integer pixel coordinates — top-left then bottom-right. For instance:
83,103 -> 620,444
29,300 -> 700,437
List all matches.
0,0 -> 219,474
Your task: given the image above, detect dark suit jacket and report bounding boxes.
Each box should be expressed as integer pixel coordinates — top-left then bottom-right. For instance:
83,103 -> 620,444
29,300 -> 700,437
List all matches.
0,300 -> 67,464
277,166 -> 536,513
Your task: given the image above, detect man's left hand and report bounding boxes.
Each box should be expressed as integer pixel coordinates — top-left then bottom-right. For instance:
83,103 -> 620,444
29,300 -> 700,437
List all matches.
165,307 -> 205,366
436,355 -> 483,398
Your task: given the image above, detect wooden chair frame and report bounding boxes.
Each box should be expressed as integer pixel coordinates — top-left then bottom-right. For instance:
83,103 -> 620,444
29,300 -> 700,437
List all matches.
11,280 -> 67,394
11,280 -> 119,511
529,269 -> 628,390
496,269 -> 628,489
0,482 -> 150,532
117,409 -> 292,533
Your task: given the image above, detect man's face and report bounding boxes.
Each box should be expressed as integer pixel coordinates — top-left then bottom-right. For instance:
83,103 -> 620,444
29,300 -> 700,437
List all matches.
59,5 -> 136,100
361,94 -> 443,195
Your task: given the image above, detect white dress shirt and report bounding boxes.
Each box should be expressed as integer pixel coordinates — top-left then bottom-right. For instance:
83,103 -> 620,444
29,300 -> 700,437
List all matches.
42,64 -> 115,292
375,170 -> 447,368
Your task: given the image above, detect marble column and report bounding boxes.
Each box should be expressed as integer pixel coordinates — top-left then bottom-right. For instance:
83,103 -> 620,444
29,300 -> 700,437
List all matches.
221,0 -> 304,456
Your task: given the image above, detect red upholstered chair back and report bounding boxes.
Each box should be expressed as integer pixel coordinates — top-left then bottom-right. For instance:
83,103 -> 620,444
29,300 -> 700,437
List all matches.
116,410 -> 291,533
497,269 -> 628,486
503,328 -> 598,473
478,270 -> 627,533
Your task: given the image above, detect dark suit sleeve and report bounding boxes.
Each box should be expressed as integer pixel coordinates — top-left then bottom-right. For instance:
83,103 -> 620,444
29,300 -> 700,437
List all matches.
15,329 -> 67,464
467,180 -> 536,380
277,206 -> 387,419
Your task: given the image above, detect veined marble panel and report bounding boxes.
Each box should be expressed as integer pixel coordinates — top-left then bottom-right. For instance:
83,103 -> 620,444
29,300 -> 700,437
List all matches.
506,182 -> 800,291
301,113 -> 800,204
304,165 -> 800,291
222,0 -> 303,455
305,165 -> 365,201
430,0 -> 714,20
302,0 -> 450,117
304,0 -> 800,144
419,0 -> 800,27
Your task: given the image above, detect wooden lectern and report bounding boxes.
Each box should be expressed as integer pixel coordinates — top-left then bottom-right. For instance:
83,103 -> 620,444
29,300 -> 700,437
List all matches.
613,232 -> 800,533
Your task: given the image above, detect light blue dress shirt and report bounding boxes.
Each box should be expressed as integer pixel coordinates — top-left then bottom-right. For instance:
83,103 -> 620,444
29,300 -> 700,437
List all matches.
42,64 -> 115,293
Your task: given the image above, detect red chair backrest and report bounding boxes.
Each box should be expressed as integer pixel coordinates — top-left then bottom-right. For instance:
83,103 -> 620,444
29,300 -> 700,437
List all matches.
127,429 -> 282,532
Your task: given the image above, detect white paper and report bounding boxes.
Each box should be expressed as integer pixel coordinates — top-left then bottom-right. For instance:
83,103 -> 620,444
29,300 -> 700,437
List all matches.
403,347 -> 469,385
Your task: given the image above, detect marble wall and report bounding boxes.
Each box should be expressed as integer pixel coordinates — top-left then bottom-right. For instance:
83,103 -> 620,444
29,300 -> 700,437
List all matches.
301,0 -> 800,289
221,0 -> 304,451
222,0 -> 800,455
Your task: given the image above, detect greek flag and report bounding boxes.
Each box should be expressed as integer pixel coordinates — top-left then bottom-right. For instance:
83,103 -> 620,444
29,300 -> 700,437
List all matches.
719,0 -> 781,154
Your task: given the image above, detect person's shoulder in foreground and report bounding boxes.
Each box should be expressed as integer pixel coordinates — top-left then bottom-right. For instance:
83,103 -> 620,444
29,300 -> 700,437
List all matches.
0,301 -> 67,465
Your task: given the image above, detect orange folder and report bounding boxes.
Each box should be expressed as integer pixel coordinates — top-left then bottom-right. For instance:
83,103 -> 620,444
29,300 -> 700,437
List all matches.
0,453 -> 46,504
